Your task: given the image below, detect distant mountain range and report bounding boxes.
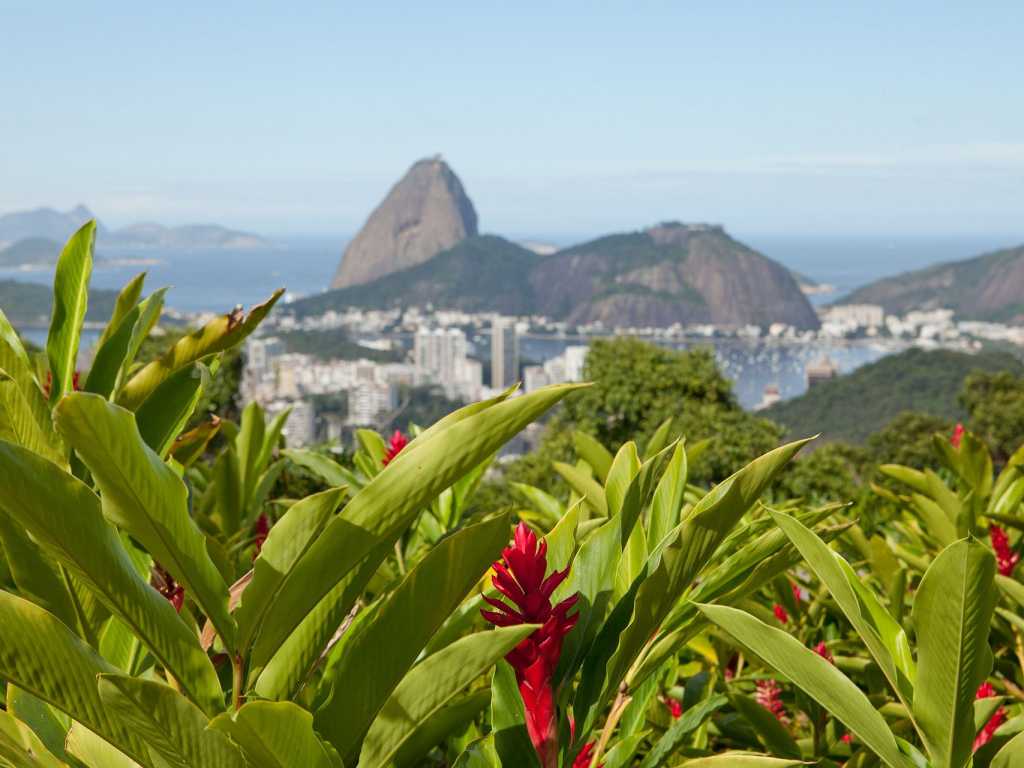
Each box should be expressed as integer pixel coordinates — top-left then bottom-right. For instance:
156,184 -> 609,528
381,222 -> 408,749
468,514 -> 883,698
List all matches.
0,205 -> 271,260
302,157 -> 820,329
834,244 -> 1024,323
763,347 -> 1024,443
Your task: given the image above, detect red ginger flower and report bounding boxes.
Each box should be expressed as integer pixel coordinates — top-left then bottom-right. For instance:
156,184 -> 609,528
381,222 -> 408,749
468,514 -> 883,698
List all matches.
975,682 -> 1007,750
814,641 -> 834,664
382,430 -> 408,466
755,679 -> 789,725
572,742 -> 603,768
772,603 -> 789,624
481,523 -> 578,768
951,422 -> 965,448
252,514 -> 271,558
664,696 -> 682,719
990,524 -> 1020,577
153,564 -> 185,613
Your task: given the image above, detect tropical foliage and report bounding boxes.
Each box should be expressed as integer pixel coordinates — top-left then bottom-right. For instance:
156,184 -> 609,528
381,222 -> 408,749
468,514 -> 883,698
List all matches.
0,222 -> 1021,767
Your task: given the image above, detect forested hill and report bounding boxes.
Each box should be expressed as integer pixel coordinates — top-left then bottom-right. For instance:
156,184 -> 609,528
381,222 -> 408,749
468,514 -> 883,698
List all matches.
0,280 -> 119,326
834,243 -> 1024,322
763,347 -> 1024,443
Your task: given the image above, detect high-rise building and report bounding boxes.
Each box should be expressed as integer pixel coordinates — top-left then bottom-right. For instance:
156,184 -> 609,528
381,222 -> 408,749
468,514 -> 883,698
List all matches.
491,318 -> 519,388
414,328 -> 468,387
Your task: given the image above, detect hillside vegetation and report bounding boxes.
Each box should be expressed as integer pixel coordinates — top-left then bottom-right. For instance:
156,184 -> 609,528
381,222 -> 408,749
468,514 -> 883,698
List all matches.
763,347 -> 1024,442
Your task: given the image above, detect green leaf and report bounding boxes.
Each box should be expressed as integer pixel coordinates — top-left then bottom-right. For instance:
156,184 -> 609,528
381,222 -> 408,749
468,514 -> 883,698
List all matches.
0,440 -> 224,715
574,431 -> 613,482
0,371 -> 63,465
316,512 -> 511,759
511,482 -> 564,527
0,709 -> 65,768
281,448 -> 359,488
234,487 -> 348,654
0,513 -> 77,630
113,288 -> 167,398
769,510 -> 915,704
649,442 -> 688,549
84,301 -> 144,400
55,393 -> 235,654
65,722 -> 142,768
358,625 -> 537,768
605,442 -> 641,517
97,675 -> 246,768
453,736 -> 499,768
135,363 -> 207,456
636,693 -> 727,768
992,731 -> 1024,768
0,590 -> 151,765
209,701 -> 342,768
0,312 -> 62,463
248,384 -> 582,668
554,461 -> 608,517
118,289 -> 283,410
46,221 -> 95,404
97,272 -> 146,347
391,691 -> 490,768
912,538 -> 997,768
730,693 -> 801,758
672,755 -> 809,767
697,603 -> 915,768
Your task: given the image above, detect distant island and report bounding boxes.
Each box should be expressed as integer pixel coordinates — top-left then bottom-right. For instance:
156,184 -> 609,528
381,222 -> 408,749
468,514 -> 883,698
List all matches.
0,205 -> 272,256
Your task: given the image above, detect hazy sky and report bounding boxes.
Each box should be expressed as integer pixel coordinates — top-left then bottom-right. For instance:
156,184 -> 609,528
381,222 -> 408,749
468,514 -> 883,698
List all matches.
3,2 -> 1023,238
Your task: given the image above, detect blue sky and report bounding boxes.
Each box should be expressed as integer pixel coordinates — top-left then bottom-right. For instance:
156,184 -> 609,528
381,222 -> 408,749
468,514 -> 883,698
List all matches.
3,2 -> 1023,238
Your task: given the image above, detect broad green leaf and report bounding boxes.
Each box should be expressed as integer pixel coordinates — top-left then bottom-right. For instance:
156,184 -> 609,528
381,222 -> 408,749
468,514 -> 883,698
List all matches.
0,590 -> 150,764
0,440 -> 223,715
171,417 -> 223,468
992,731 -> 1024,768
512,482 -> 565,527
637,694 -> 727,768
118,289 -> 282,410
729,692 -> 801,758
574,431 -> 613,482
0,314 -> 62,463
649,442 -> 687,549
66,723 -> 142,768
46,221 -> 94,404
209,701 -> 341,768
84,301 -> 144,400
248,384 -> 582,668
97,272 -> 146,346
644,417 -> 675,459
281,448 -> 359,488
554,461 -> 608,517
697,603 -> 915,768
0,371 -> 63,465
234,487 -> 348,654
358,625 -> 537,768
0,513 -> 76,629
391,691 -> 490,768
671,756 -> 808,767
770,511 -> 915,704
912,538 -> 996,768
135,363 -> 207,456
97,675 -> 245,768
316,512 -> 510,759
55,393 -> 235,654
113,288 -> 167,397
6,687 -> 70,765
453,736 -> 499,768
238,402 -> 268,513
605,442 -> 641,517
0,709 -> 64,768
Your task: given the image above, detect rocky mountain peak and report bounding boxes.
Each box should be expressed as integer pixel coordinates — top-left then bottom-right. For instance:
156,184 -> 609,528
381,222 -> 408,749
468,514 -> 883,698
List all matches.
330,156 -> 479,289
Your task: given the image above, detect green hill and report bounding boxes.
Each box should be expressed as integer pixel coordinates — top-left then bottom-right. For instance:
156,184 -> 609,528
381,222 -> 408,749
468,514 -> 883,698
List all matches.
295,235 -> 541,316
0,237 -> 61,267
763,347 -> 1024,443
835,243 -> 1024,322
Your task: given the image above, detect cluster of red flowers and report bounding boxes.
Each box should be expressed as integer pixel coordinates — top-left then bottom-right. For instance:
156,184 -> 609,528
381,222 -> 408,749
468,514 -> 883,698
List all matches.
772,603 -> 789,624
663,696 -> 682,719
755,678 -> 789,724
990,524 -> 1020,577
382,430 -> 409,466
951,422 -> 966,448
41,370 -> 80,399
481,522 -> 580,768
572,742 -> 602,768
974,682 -> 1007,749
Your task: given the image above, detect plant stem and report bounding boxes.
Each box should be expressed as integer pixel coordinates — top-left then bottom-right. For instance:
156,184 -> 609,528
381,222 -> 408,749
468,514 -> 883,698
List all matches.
591,685 -> 631,768
232,654 -> 244,711
394,539 -> 407,576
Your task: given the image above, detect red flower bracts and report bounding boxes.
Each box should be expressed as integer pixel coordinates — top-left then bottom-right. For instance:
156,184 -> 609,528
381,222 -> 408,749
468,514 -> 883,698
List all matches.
772,603 -> 789,624
950,423 -> 965,448
481,523 -> 579,768
755,679 -> 789,724
153,564 -> 185,613
975,682 -> 1006,749
664,696 -> 682,719
253,513 -> 271,558
572,742 -> 603,768
382,430 -> 408,466
990,525 -> 1020,577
